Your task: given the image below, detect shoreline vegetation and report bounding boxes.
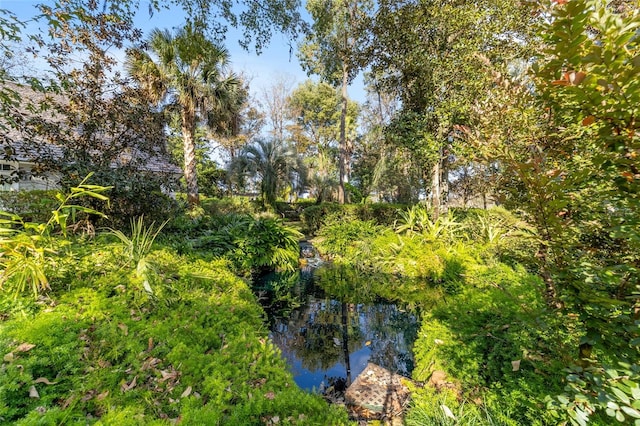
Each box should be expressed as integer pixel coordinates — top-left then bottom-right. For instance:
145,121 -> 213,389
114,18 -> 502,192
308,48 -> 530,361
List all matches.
1,194 -> 636,424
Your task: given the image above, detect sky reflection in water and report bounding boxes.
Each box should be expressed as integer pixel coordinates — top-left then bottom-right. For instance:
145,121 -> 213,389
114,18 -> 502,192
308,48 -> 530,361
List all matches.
256,266 -> 420,392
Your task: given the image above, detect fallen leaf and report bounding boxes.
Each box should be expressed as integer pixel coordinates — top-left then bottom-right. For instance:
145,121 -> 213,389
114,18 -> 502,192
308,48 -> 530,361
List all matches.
29,385 -> 40,399
148,337 -> 154,352
117,323 -> 128,336
62,396 -> 74,409
181,386 -> 192,398
265,391 -> 275,400
429,370 -> 448,390
159,369 -> 179,383
121,375 -> 137,392
141,357 -> 160,371
3,352 -> 14,362
512,360 -> 521,371
81,391 -> 95,402
434,339 -> 444,345
16,343 -> 36,352
365,340 -> 371,346
441,404 -> 456,420
97,390 -> 109,400
34,377 -> 58,385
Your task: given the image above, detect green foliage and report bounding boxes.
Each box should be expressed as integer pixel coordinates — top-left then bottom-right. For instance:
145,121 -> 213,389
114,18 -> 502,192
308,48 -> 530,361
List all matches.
0,176 -> 110,298
108,216 -> 168,295
300,203 -> 343,234
273,200 -> 316,220
395,206 -> 463,244
0,238 -> 348,424
315,217 -> 382,264
548,359 -> 640,426
521,1 -> 640,422
301,202 -> 402,235
408,261 -> 568,425
101,189 -> 181,230
287,80 -> 342,153
229,138 -> 305,208
0,190 -> 58,224
173,212 -> 303,275
407,387 -> 520,426
229,216 -> 303,274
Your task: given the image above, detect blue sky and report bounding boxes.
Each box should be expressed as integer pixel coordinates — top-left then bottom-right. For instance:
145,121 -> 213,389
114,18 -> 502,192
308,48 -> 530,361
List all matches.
1,0 -> 366,103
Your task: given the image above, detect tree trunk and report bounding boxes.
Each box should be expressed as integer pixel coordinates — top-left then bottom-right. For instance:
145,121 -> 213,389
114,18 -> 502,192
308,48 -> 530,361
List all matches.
182,106 -> 199,208
536,243 -> 563,309
338,61 -> 349,205
431,160 -> 441,219
440,144 -> 449,215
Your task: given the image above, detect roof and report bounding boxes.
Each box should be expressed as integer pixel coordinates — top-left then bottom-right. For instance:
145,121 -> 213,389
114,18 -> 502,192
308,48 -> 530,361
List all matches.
0,80 -> 182,176
1,140 -> 182,176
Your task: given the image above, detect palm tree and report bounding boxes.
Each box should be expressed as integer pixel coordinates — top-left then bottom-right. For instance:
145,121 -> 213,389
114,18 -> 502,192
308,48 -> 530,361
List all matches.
126,24 -> 244,208
231,138 -> 305,208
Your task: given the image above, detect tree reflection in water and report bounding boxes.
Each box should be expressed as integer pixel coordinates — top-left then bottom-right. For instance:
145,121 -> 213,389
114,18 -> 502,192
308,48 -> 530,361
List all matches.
255,264 -> 421,391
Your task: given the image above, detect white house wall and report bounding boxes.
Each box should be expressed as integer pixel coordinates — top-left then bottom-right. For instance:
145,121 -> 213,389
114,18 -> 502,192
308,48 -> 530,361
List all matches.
0,161 -> 60,191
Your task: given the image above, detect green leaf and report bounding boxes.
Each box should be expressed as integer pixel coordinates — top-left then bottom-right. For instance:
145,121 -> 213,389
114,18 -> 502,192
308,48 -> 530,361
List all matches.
616,410 -> 626,422
606,369 -> 621,379
621,406 -> 640,419
612,386 -> 631,405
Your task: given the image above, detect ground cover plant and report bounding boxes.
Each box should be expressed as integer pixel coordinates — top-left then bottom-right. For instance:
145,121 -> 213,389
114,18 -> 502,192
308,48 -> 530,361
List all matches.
0,188 -> 349,425
310,205 -> 634,425
2,0 -> 638,424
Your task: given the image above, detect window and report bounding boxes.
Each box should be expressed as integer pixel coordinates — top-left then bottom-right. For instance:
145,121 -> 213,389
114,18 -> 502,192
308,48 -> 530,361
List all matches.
0,162 -> 16,191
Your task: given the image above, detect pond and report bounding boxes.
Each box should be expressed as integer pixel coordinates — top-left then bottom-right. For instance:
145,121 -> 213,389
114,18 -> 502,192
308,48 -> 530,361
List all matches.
253,264 -> 421,392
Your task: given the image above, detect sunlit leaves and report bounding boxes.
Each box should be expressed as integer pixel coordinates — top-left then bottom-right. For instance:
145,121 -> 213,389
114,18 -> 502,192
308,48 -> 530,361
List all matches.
0,175 -> 109,298
126,24 -> 245,208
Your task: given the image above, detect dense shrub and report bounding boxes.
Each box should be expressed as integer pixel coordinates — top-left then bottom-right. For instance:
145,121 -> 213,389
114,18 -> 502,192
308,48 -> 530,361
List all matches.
315,218 -> 383,263
200,196 -> 258,216
0,190 -> 58,223
274,200 -> 316,220
407,262 -> 571,426
301,202 -> 404,235
102,189 -> 182,229
163,212 -> 302,276
0,244 -> 349,424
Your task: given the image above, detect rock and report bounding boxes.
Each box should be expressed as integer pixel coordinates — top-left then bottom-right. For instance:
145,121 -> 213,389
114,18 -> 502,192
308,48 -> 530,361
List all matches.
344,363 -> 412,421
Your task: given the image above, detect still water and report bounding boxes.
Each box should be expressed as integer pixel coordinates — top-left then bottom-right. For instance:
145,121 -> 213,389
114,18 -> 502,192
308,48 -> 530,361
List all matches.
254,265 -> 420,392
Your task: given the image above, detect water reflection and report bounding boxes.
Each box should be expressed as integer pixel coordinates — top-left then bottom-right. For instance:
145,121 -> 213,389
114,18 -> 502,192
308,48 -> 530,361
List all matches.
255,265 -> 420,392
